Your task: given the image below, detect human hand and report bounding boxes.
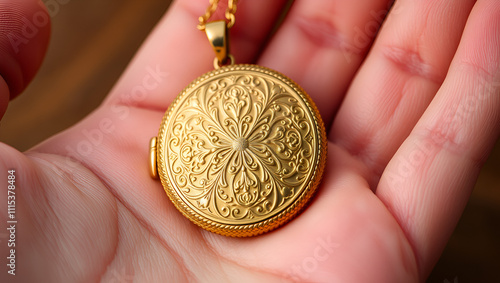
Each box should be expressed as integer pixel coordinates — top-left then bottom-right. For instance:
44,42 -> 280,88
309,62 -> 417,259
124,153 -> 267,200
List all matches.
1,0 -> 499,282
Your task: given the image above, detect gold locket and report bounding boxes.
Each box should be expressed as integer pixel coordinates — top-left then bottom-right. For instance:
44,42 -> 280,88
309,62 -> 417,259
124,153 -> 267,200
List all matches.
149,2 -> 327,237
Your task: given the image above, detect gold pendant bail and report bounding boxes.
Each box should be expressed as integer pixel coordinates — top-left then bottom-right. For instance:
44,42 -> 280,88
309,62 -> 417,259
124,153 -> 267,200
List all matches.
205,20 -> 230,66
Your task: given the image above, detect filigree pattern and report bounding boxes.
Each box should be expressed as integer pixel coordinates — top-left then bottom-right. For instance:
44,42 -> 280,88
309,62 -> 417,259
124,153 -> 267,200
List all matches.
164,70 -> 318,224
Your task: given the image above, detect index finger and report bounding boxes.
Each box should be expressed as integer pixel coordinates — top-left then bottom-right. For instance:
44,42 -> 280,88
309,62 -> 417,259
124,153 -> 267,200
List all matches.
102,0 -> 288,111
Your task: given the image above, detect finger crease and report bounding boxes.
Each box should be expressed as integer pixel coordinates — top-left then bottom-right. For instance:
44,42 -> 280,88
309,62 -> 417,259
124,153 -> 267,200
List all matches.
382,46 -> 444,84
295,16 -> 364,56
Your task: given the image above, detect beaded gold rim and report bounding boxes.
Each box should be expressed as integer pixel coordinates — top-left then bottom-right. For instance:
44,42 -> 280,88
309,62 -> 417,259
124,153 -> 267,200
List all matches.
157,64 -> 327,237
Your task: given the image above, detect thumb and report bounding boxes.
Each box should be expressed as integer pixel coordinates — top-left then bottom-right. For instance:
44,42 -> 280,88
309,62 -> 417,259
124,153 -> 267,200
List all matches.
0,0 -> 51,118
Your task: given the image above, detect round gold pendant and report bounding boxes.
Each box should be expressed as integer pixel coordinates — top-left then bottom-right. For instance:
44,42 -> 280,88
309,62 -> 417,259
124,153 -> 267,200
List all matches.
151,64 -> 327,237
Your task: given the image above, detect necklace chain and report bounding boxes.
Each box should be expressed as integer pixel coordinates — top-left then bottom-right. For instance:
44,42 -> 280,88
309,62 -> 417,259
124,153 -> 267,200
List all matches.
198,0 -> 238,30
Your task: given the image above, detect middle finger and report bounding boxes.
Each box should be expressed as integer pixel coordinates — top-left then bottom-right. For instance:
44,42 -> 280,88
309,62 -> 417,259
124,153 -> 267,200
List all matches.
258,0 -> 392,127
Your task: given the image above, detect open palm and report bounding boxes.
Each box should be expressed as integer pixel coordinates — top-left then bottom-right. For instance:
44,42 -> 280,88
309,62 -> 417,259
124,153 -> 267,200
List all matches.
1,0 -> 499,282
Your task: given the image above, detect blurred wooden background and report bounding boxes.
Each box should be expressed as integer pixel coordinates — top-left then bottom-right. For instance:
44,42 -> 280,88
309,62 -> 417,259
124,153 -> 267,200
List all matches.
0,1 -> 498,281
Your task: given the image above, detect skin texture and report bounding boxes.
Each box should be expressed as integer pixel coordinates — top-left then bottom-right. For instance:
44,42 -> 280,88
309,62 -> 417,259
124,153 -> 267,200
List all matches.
1,0 -> 499,282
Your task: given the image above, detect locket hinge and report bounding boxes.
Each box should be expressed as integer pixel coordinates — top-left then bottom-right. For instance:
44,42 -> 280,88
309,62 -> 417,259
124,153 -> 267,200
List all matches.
149,137 -> 158,179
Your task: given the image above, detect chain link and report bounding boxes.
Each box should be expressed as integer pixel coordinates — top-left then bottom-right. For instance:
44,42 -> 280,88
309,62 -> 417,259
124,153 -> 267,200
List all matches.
197,0 -> 238,30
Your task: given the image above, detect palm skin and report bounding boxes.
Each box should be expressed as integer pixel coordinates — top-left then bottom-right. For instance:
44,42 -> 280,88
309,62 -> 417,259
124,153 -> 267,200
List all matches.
1,0 -> 499,282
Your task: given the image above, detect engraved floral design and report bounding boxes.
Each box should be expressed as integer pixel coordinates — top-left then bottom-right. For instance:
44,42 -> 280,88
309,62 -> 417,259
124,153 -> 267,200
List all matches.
166,73 -> 315,222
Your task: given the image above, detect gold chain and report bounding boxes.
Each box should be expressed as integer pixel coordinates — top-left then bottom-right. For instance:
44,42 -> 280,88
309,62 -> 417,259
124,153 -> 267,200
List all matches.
197,0 -> 238,30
